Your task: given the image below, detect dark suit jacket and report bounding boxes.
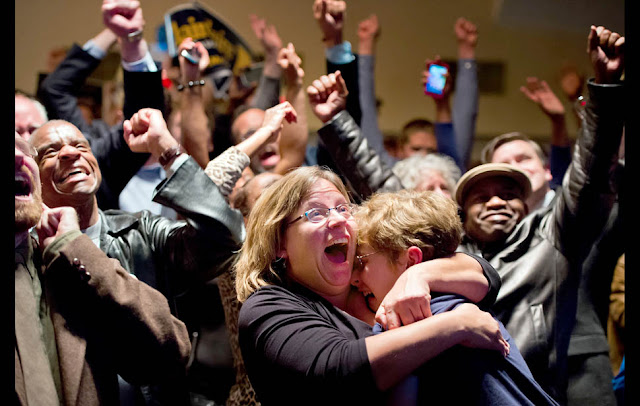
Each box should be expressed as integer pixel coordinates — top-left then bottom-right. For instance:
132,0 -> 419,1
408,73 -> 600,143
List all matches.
37,44 -> 165,210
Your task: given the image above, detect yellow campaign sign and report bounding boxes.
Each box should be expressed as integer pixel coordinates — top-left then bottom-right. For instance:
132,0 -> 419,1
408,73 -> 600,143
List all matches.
164,2 -> 258,97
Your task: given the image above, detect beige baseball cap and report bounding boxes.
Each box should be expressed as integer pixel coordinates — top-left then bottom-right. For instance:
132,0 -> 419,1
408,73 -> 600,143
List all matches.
454,163 -> 532,207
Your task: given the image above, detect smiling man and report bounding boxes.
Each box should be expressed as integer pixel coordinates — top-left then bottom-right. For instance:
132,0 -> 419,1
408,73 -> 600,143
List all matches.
455,158 -> 620,404
456,163 -> 531,249
28,113 -> 245,404
31,121 -> 102,222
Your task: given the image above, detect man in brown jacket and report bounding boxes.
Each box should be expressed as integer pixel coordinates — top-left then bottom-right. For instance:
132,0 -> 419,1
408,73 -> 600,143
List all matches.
15,132 -> 191,404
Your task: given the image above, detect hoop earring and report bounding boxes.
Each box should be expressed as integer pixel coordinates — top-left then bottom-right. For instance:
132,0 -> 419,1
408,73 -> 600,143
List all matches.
273,256 -> 287,272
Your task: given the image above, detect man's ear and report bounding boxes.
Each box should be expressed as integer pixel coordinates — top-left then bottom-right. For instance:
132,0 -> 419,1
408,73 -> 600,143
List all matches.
406,246 -> 425,267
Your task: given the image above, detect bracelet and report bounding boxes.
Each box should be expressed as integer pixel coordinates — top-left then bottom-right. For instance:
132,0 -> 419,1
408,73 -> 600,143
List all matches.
176,79 -> 206,92
127,29 -> 144,43
159,145 -> 183,167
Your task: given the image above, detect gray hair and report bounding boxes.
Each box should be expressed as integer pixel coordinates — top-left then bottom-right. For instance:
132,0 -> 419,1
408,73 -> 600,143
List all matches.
392,153 -> 461,192
15,90 -> 49,121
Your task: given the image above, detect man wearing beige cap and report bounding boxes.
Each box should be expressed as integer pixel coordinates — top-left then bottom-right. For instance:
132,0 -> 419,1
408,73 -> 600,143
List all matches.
454,24 -> 624,405
454,153 -> 619,406
454,163 -> 532,247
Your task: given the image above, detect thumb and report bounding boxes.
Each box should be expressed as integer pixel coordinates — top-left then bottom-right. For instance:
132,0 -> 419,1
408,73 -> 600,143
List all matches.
123,119 -> 133,145
587,25 -> 599,55
375,304 -> 388,330
335,70 -> 348,96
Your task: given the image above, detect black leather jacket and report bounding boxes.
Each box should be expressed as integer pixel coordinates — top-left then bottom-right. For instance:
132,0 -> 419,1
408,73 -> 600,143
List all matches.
316,80 -> 624,403
317,110 -> 403,203
97,157 -> 245,317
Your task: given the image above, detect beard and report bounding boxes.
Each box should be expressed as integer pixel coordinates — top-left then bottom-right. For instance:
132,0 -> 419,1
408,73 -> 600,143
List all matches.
15,190 -> 43,232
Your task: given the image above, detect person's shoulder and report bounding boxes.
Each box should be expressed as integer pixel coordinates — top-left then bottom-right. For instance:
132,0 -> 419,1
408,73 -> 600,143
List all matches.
239,284 -> 313,328
242,284 -> 327,318
244,284 -> 304,306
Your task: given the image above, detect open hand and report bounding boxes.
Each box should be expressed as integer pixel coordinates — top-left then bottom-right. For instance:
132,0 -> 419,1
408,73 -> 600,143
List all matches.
520,77 -> 565,118
454,303 -> 510,357
250,14 -> 282,57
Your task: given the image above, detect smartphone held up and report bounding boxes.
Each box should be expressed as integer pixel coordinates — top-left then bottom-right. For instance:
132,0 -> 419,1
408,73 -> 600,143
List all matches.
424,61 -> 449,98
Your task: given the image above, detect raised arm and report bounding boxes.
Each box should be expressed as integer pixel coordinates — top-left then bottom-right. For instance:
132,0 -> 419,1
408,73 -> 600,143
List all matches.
177,37 -> 212,168
39,0 -> 165,210
272,43 -> 308,174
520,76 -> 572,187
357,14 -> 396,167
237,102 -> 297,162
313,0 -> 362,125
37,28 -> 117,134
248,14 -> 283,110
374,253 -> 500,330
452,17 -> 479,170
309,71 -> 404,200
123,108 -> 246,287
554,25 -> 625,260
422,55 -> 463,169
203,101 -> 296,199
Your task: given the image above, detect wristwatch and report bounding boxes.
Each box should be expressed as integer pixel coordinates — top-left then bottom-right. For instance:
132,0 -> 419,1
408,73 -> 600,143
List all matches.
159,145 -> 183,167
127,29 -> 144,43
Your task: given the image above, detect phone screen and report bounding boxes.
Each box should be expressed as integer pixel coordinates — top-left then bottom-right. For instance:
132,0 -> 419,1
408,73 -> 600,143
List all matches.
425,64 -> 448,95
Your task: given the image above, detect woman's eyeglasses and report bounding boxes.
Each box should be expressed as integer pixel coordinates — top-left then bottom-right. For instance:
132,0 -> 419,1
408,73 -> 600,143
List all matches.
288,203 -> 357,225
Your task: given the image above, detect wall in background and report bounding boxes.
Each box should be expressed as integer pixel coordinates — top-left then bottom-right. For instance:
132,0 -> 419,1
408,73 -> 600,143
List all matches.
15,0 -> 624,162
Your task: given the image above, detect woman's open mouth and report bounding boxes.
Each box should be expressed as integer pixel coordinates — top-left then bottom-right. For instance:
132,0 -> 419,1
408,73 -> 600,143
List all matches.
325,238 -> 348,263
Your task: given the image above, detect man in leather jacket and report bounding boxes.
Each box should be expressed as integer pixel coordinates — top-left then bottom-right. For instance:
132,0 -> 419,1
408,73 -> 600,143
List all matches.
306,26 -> 624,405
29,109 -> 245,405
